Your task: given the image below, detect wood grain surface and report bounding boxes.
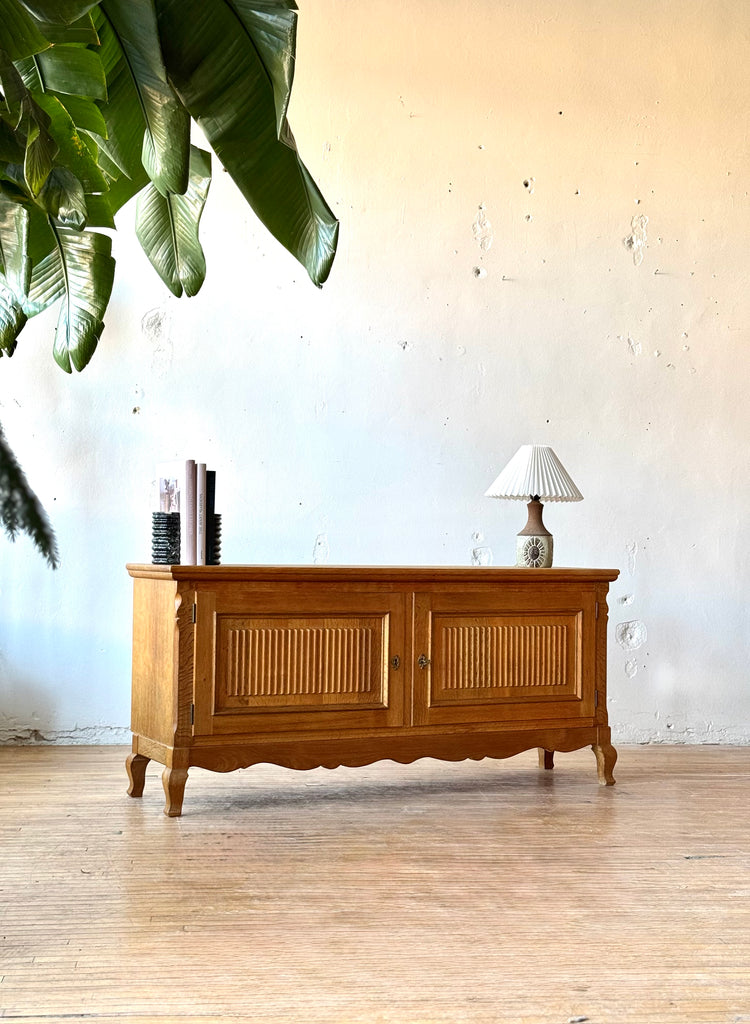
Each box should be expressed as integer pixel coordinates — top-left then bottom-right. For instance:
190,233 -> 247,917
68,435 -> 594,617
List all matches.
1,744 -> 748,1023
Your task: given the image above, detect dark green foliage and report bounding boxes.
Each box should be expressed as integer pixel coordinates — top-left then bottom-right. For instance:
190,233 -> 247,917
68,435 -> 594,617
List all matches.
0,423 -> 58,566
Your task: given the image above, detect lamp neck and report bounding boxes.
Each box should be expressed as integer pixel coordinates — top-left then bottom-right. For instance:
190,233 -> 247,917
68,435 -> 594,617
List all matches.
518,498 -> 551,537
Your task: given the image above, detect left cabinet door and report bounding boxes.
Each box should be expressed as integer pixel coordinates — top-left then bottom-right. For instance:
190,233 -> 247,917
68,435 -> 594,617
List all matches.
191,585 -> 408,736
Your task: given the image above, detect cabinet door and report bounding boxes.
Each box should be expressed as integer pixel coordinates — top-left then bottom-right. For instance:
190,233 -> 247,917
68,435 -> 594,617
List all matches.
192,586 -> 407,736
412,588 -> 597,728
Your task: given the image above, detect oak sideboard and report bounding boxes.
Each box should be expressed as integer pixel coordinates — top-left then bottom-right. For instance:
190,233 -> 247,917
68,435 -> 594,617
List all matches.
126,564 -> 620,816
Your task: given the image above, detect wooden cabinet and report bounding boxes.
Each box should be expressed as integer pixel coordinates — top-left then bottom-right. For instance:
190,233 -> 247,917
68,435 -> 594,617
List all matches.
126,565 -> 619,816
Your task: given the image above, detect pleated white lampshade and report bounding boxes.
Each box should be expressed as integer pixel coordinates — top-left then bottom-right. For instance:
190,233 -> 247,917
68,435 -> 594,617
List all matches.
485,445 -> 583,502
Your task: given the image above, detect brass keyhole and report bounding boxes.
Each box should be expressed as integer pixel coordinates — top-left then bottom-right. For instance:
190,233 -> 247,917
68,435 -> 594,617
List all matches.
390,655 -> 401,670
418,654 -> 431,670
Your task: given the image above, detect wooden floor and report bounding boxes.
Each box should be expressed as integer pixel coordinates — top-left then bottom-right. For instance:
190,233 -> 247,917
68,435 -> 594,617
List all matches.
0,745 -> 748,1024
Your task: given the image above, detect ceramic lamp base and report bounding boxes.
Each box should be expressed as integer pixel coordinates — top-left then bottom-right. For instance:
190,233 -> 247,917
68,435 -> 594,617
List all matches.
516,499 -> 554,568
516,533 -> 553,568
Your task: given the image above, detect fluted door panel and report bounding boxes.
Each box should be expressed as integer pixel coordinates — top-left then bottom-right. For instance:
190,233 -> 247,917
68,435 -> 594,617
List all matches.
217,616 -> 386,711
431,615 -> 579,704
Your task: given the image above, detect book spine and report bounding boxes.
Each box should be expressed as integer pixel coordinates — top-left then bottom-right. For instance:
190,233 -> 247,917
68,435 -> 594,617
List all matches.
196,463 -> 207,566
184,459 -> 197,564
205,470 -> 216,565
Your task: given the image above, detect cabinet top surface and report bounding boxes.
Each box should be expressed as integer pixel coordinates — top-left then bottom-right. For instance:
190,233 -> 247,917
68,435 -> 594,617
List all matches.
127,564 -> 619,584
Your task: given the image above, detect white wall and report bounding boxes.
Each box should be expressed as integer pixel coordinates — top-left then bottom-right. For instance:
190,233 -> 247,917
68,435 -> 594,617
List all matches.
1,0 -> 748,744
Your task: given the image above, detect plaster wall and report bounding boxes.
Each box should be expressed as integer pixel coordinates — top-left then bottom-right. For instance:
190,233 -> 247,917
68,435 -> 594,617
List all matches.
1,0 -> 748,744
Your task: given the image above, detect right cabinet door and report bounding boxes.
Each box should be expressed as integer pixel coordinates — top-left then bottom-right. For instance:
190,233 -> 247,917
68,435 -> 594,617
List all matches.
412,586 -> 597,728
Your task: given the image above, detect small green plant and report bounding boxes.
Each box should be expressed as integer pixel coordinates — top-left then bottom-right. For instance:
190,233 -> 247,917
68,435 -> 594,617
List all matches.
0,0 -> 339,565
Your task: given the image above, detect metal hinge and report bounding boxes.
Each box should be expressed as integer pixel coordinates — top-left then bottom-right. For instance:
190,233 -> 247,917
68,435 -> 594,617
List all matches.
192,603 -> 197,623
190,702 -> 195,725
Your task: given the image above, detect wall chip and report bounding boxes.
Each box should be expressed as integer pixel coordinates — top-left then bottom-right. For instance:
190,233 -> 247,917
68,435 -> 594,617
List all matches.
623,213 -> 649,266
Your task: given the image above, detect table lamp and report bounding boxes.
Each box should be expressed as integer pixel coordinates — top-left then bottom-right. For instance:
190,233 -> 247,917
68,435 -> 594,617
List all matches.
485,445 -> 583,567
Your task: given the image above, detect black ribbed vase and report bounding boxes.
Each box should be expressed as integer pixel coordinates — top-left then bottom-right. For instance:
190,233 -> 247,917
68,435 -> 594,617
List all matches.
151,512 -> 180,564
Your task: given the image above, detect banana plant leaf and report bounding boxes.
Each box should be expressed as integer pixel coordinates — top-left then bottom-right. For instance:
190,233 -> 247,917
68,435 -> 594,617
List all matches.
156,0 -> 338,287
25,223 -> 114,371
99,0 -> 189,196
37,166 -> 86,228
0,194 -> 31,294
53,227 -> 114,371
33,13 -> 98,45
0,0 -> 50,62
89,7 -> 147,181
0,55 -> 58,196
0,420 -> 58,566
0,198 -> 30,351
33,94 -> 108,193
135,144 -> 210,297
19,95 -> 58,196
229,0 -> 298,137
49,92 -> 107,137
0,120 -> 25,162
17,0 -> 100,24
0,277 -> 27,352
0,46 -> 29,121
18,45 -> 107,99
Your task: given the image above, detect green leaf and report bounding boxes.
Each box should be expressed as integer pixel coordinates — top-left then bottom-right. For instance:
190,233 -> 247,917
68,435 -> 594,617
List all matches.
17,0 -> 100,24
0,1 -> 50,62
98,156 -> 148,214
51,93 -> 107,136
25,196 -> 55,265
0,275 -> 27,353
135,144 -> 210,297
82,192 -> 115,228
0,55 -> 59,195
45,225 -> 115,372
0,184 -> 58,268
0,420 -> 59,567
20,45 -> 107,100
100,0 -> 189,195
37,166 -> 87,228
0,198 -> 30,352
34,13 -> 99,45
24,232 -> 64,315
228,0 -> 298,137
91,7 -> 147,180
0,47 -> 29,122
19,95 -> 58,196
34,93 -> 108,192
0,119 -> 25,162
156,0 -> 338,287
0,196 -> 31,297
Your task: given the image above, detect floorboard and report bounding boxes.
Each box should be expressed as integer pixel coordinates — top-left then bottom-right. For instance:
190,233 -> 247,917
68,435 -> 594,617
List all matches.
0,744 -> 748,1023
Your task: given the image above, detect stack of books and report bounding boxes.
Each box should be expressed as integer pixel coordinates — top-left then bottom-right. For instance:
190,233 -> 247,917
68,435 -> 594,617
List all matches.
157,460 -> 220,565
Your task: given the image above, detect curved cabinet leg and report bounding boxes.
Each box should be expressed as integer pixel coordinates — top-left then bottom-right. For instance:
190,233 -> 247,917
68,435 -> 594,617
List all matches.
162,767 -> 189,817
592,743 -> 617,786
126,753 -> 150,797
538,748 -> 555,771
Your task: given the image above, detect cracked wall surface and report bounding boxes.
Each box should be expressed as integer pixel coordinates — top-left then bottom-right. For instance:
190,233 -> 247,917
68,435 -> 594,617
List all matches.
1,0 -> 748,744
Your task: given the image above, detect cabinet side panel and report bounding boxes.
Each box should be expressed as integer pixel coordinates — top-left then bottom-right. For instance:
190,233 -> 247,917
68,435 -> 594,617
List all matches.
130,578 -> 179,746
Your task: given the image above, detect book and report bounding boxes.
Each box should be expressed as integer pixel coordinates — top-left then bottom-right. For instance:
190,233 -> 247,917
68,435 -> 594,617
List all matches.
205,470 -> 217,565
157,460 -> 197,564
196,463 -> 207,565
